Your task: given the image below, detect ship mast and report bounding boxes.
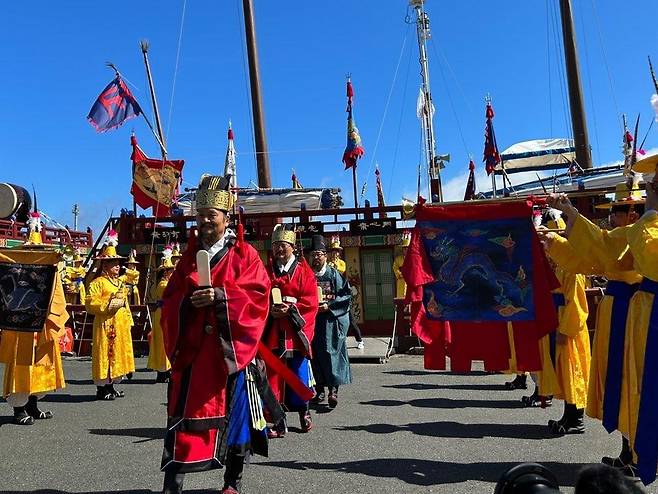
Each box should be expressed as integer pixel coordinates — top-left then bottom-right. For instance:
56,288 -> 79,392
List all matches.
559,0 -> 592,170
410,0 -> 443,202
242,0 -> 272,188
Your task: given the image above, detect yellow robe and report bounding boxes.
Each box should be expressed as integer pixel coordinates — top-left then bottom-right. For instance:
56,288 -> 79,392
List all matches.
328,258 -> 346,275
568,215 -> 642,424
0,252 -> 67,397
86,275 -> 135,380
146,278 -> 171,372
123,268 -> 141,305
392,254 -> 406,299
63,265 -> 86,304
569,216 -> 646,437
622,211 -> 658,459
544,240 -> 591,409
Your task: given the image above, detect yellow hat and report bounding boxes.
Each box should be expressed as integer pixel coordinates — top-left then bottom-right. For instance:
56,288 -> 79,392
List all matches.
272,224 -> 296,245
94,230 -> 125,260
158,256 -> 175,271
125,249 -> 139,265
24,211 -> 43,246
632,153 -> 658,174
400,231 -> 411,247
195,175 -> 233,212
328,235 -> 342,251
171,243 -> 182,258
595,182 -> 645,210
547,218 -> 566,230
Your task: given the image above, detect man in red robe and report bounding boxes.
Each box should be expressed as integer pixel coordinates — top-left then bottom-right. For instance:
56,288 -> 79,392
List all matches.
160,175 -> 271,494
264,224 -> 318,437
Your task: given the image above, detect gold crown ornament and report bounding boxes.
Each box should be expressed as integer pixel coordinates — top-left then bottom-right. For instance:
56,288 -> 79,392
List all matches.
195,175 -> 233,212
272,224 -> 296,245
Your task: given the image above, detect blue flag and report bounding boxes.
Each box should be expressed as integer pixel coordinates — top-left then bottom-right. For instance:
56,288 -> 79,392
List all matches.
87,76 -> 142,132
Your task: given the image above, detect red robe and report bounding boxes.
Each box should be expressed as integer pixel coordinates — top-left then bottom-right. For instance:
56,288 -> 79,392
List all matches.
160,233 -> 270,473
264,257 -> 318,403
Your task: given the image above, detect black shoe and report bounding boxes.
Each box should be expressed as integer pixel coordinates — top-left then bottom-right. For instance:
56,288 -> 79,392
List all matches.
162,471 -> 185,494
109,384 -> 125,398
155,371 -> 171,383
299,411 -> 313,433
311,391 -> 326,404
505,374 -> 528,390
328,392 -> 338,409
12,407 -> 35,425
126,372 -> 134,380
549,406 -> 585,434
25,395 -> 53,420
96,385 -> 115,401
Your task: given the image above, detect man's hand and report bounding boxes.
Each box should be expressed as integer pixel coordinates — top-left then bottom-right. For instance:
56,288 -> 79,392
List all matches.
190,287 -> 219,308
271,303 -> 290,319
546,193 -> 578,217
319,303 -> 330,313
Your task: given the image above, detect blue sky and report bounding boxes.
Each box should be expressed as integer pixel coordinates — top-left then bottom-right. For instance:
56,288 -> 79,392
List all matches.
1,1 -> 656,236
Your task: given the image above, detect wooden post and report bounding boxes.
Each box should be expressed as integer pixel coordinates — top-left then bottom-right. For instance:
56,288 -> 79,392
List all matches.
559,0 -> 592,170
242,0 -> 272,188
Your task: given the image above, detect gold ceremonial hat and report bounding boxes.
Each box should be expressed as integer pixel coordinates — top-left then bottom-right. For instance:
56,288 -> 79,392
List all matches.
195,175 -> 232,212
272,224 -> 296,245
632,153 -> 658,174
595,182 -> 645,210
328,235 -> 342,251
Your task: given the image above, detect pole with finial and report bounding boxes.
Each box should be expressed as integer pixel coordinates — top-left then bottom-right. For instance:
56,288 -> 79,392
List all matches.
140,40 -> 167,160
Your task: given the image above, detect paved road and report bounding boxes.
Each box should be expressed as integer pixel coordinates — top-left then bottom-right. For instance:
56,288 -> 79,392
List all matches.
0,355 -> 652,493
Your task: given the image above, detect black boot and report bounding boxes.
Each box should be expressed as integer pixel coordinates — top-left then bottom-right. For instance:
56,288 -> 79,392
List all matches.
299,409 -> 313,433
311,386 -> 325,404
96,385 -> 115,401
550,404 -> 585,434
222,452 -> 247,493
155,371 -> 171,383
505,374 -> 528,390
328,386 -> 339,409
602,437 -> 633,467
12,406 -> 35,425
25,395 -> 53,420
108,383 -> 125,398
162,470 -> 185,494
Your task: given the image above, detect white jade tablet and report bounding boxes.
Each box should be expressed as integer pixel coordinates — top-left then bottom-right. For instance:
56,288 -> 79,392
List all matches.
196,250 -> 212,287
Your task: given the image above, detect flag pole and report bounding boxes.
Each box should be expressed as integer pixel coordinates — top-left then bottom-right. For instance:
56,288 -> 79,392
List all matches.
140,40 -> 167,160
352,165 -> 359,216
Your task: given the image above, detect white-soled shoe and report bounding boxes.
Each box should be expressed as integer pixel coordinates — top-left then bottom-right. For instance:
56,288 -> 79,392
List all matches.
357,341 -> 364,350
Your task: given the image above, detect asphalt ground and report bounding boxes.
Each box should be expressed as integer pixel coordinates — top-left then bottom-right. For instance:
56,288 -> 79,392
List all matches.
0,355 -> 653,494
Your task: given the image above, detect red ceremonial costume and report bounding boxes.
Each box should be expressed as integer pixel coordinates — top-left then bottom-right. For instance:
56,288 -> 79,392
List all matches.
160,232 -> 270,473
403,201 -> 559,372
264,257 -> 318,406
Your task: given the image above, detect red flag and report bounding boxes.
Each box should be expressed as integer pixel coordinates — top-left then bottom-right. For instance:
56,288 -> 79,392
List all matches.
463,160 -> 476,200
483,102 -> 501,176
130,135 -> 184,218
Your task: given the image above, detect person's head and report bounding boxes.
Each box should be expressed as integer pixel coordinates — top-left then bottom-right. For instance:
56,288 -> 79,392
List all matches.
271,224 -> 296,264
609,204 -> 644,228
328,249 -> 341,262
309,235 -> 327,271
194,175 -> 232,246
327,236 -> 342,261
574,464 -> 644,494
101,258 -> 121,277
196,208 -> 229,246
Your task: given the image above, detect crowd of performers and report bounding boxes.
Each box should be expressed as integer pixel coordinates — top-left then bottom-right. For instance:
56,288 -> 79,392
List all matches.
485,157 -> 658,486
0,174 -> 356,494
2,157 -> 658,490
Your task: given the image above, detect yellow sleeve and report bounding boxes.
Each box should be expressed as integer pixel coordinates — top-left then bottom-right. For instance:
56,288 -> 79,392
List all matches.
393,255 -> 404,280
85,278 -> 110,316
546,234 -> 601,275
557,272 -> 589,337
123,268 -> 140,285
627,210 -> 658,281
569,214 -> 632,267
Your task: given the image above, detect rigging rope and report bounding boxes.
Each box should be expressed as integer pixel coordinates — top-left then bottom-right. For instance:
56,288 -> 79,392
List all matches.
545,0 -> 553,136
236,0 -> 257,185
360,25 -> 410,201
165,0 -> 188,141
387,33 -> 413,201
578,0 -> 602,165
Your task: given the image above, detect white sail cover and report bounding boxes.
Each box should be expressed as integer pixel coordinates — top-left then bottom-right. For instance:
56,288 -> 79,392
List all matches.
496,138 -> 576,174
178,188 -> 341,215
